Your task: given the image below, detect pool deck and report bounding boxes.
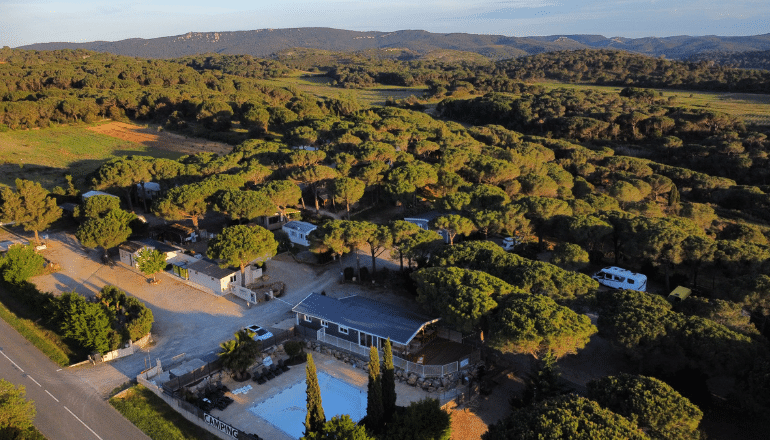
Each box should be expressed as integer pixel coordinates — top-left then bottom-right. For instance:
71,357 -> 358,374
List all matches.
208,351 -> 433,440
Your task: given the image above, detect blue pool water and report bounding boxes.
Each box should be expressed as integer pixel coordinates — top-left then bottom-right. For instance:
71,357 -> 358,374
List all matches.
250,371 -> 367,439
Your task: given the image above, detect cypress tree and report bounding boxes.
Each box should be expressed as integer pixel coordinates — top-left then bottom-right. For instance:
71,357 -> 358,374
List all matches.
304,353 -> 325,436
668,185 -> 680,208
366,345 -> 385,431
381,338 -> 397,423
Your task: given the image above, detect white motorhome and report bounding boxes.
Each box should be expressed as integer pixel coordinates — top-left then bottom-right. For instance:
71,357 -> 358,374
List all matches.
592,266 -> 647,291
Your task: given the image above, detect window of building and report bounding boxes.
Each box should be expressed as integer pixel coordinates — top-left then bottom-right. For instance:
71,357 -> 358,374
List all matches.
321,320 -> 328,328
304,314 -> 312,322
230,275 -> 236,283
338,325 -> 349,335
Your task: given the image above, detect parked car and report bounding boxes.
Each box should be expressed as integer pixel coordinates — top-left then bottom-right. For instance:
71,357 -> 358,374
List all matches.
501,236 -> 522,251
591,266 -> 647,291
244,324 -> 273,341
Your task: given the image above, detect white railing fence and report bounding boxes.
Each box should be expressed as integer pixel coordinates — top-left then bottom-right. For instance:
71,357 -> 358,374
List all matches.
316,329 -> 477,378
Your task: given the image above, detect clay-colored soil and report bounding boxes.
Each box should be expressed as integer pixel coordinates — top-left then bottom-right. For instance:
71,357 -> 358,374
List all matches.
446,400 -> 490,440
87,121 -> 233,155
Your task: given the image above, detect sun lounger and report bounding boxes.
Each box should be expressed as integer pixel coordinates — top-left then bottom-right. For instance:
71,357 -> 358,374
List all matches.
252,370 -> 266,384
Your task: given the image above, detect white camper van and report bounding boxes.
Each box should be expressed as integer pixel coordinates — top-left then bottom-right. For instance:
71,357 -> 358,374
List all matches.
592,266 -> 647,291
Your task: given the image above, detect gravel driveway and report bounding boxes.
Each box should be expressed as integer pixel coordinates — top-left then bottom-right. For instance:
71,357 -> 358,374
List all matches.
30,232 -> 408,396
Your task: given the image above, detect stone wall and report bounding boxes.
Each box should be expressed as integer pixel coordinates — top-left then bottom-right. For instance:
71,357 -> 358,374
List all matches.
303,339 -> 484,396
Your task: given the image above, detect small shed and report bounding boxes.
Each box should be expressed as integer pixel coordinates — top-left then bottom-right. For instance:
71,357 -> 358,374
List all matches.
667,286 -> 692,302
293,293 -> 439,355
253,209 -> 298,231
404,211 -> 451,243
185,258 -> 239,295
118,239 -> 182,269
58,202 -> 78,216
282,220 -> 317,247
136,182 -> 161,200
155,223 -> 199,245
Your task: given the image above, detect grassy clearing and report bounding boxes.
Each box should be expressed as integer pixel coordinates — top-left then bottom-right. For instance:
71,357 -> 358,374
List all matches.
259,73 -> 428,106
0,123 -> 182,189
538,81 -> 770,127
0,286 -> 71,366
110,384 -> 221,440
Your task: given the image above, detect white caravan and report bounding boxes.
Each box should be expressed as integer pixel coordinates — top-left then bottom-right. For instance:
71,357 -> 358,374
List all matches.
592,266 -> 647,291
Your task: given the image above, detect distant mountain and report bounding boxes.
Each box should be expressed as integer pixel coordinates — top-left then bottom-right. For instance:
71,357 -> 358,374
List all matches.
19,28 -> 770,61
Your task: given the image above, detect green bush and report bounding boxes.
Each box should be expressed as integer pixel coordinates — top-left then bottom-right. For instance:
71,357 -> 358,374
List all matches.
110,385 -> 220,440
0,245 -> 45,285
382,399 -> 451,440
285,340 -> 304,360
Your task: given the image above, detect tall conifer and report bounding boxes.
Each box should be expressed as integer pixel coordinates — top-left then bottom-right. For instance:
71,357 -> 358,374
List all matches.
382,338 -> 397,422
366,345 -> 385,431
304,353 -> 325,436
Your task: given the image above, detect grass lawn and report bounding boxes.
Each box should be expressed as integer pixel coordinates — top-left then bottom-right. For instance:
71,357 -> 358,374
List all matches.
0,285 -> 73,366
110,384 -> 222,440
258,73 -> 428,106
0,123 -> 182,190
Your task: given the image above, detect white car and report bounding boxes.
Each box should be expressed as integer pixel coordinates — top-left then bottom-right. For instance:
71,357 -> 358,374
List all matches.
244,324 -> 274,341
501,236 -> 522,251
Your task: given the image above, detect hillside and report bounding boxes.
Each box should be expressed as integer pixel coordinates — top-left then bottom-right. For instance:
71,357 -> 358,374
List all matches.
18,28 -> 770,61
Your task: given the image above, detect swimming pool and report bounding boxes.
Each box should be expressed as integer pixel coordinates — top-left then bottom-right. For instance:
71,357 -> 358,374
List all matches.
250,371 -> 367,439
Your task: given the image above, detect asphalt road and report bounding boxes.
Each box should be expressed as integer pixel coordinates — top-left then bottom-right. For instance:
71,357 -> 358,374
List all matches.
0,318 -> 150,440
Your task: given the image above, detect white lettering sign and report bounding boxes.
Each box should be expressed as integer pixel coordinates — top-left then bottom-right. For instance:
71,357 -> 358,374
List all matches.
204,413 -> 239,438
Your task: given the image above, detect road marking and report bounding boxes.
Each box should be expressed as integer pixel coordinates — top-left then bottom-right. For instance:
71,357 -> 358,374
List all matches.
64,406 -> 104,440
0,350 -> 24,372
45,390 -> 59,402
26,375 -> 41,387
56,368 -> 62,372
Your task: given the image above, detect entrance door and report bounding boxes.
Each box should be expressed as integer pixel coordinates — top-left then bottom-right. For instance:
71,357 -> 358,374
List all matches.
359,332 -> 378,349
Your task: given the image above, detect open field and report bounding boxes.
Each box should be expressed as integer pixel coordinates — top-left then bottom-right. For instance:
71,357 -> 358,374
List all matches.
262,74 -> 770,126
539,81 -> 770,127
258,73 -> 428,106
0,121 -> 234,190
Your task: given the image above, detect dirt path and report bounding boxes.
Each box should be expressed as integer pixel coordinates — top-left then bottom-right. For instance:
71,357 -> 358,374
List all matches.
87,121 -> 233,155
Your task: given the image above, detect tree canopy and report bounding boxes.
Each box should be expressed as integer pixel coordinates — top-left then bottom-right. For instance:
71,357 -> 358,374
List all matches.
411,267 -> 518,333
488,294 -> 597,358
206,225 -> 278,286
1,179 -> 61,244
587,374 -> 703,440
483,395 -> 649,440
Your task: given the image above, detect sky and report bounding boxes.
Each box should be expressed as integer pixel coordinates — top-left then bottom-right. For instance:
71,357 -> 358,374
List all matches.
1,0 -> 769,48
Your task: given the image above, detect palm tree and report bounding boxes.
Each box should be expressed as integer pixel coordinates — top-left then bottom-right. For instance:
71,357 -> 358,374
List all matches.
218,329 -> 261,380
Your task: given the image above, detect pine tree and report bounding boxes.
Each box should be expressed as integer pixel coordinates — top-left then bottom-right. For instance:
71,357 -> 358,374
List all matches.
135,248 -> 167,283
519,350 -> 570,406
366,345 -> 385,432
381,338 -> 397,423
305,353 -> 326,436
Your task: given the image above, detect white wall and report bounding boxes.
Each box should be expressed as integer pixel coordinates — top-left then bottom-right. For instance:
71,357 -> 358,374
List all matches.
188,270 -> 237,295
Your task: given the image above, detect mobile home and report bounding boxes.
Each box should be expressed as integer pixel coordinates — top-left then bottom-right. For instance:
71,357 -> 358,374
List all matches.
592,266 -> 647,291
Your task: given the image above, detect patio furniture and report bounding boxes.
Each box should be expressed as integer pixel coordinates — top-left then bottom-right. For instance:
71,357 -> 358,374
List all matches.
252,370 -> 266,385
270,363 -> 283,377
262,367 -> 275,380
278,358 -> 290,372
